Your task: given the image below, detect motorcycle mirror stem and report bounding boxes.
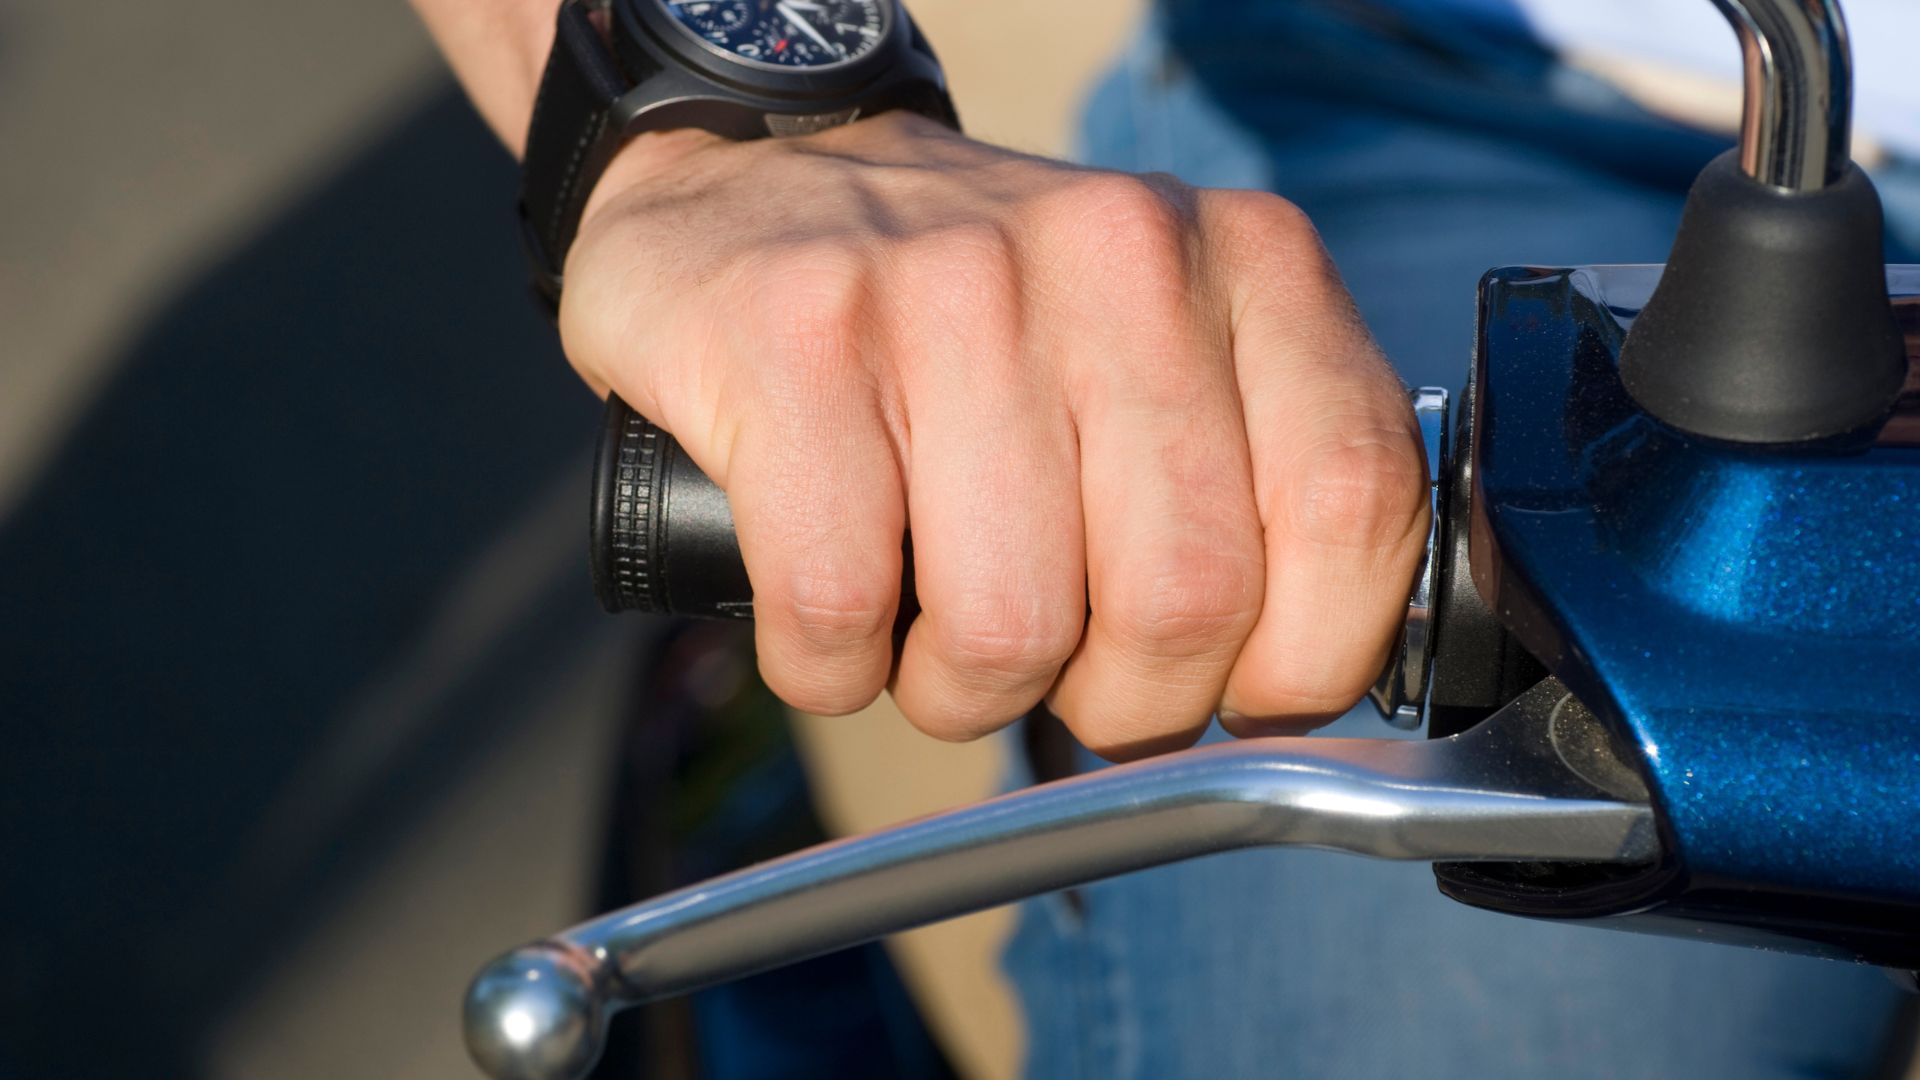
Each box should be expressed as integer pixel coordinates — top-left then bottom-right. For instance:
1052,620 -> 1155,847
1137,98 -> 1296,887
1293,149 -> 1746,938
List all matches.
1619,0 -> 1905,443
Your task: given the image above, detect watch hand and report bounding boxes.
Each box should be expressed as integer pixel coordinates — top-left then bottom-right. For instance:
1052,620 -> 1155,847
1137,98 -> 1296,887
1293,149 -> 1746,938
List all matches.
775,1 -> 836,53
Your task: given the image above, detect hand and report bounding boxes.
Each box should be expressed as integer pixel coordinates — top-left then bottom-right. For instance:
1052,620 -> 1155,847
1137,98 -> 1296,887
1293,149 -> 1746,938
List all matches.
562,113 -> 1428,760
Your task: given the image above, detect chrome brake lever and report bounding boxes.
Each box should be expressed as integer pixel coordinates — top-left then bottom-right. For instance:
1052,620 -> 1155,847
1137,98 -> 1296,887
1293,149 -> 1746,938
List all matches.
464,677 -> 1656,1080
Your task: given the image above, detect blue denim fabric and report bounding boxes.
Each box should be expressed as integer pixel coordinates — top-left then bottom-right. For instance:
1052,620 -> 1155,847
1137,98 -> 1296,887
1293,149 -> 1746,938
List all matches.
1003,12 -> 1914,1079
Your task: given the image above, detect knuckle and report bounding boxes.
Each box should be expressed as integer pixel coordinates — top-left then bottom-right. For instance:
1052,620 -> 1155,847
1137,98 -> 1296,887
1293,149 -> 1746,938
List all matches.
908,221 -> 1018,281
757,237 -> 871,291
746,244 -> 871,372
897,223 -> 1023,329
934,602 -> 1082,686
771,568 -> 894,652
1211,188 -> 1316,245
1055,174 -> 1192,272
1284,433 -> 1428,549
1205,190 -> 1344,301
1104,549 -> 1262,655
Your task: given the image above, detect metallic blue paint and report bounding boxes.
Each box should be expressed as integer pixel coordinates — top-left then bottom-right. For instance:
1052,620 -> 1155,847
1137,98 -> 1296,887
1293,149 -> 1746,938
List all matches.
1457,265 -> 1920,966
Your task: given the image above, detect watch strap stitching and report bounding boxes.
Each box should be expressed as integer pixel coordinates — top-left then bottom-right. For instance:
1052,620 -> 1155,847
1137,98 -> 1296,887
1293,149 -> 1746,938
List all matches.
520,0 -> 632,303
548,110 -> 611,259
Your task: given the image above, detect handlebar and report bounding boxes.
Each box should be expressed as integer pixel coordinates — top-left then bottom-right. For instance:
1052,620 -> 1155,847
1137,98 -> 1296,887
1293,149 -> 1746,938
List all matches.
586,389 -> 1449,725
589,395 -> 759,619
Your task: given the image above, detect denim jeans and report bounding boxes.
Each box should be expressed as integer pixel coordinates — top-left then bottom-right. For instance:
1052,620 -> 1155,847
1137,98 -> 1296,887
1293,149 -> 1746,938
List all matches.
1002,9 -> 1915,1079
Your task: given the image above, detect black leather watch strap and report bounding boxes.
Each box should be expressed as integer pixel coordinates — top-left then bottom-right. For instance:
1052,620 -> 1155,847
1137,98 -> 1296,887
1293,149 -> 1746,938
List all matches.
519,0 -> 633,311
518,0 -> 955,314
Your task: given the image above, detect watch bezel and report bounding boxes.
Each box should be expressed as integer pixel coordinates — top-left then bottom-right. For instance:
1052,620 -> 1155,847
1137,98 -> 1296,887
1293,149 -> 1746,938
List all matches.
621,0 -> 905,96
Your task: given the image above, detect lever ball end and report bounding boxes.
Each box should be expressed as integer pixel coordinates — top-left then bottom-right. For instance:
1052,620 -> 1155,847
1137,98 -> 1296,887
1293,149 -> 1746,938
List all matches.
464,943 -> 609,1080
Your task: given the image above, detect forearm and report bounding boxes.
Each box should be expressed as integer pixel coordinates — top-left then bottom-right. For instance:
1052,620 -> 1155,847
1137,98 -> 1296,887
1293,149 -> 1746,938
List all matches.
410,0 -> 559,154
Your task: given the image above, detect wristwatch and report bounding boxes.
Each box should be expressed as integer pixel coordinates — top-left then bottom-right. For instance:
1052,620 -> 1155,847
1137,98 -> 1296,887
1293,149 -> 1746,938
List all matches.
519,0 -> 958,309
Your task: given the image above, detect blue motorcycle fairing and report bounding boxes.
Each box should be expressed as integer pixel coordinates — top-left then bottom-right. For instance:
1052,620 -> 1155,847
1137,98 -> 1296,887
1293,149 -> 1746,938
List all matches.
1438,265 -> 1920,967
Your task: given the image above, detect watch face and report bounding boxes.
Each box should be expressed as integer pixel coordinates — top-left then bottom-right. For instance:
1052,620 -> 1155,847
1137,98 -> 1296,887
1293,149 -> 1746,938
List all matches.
658,0 -> 888,69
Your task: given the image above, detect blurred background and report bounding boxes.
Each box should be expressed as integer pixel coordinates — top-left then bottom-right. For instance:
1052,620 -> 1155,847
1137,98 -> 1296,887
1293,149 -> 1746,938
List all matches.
0,0 -> 1137,1076
8,2 -> 1919,1079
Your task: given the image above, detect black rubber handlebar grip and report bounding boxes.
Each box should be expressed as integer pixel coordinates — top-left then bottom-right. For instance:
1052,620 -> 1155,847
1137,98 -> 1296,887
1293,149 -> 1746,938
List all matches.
590,394 -> 919,620
590,395 -> 752,616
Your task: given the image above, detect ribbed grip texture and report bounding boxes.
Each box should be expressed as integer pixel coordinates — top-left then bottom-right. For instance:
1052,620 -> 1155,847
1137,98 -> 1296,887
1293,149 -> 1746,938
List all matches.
589,394 -> 910,624
590,395 -> 671,614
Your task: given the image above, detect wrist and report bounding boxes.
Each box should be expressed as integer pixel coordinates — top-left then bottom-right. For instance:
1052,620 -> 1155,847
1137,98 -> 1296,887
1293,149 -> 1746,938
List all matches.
514,0 -> 956,306
583,110 -> 959,226
581,127 -> 729,222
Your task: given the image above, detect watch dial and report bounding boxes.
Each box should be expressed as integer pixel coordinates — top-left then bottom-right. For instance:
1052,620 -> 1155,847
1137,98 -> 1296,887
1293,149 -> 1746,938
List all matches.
660,0 -> 888,68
